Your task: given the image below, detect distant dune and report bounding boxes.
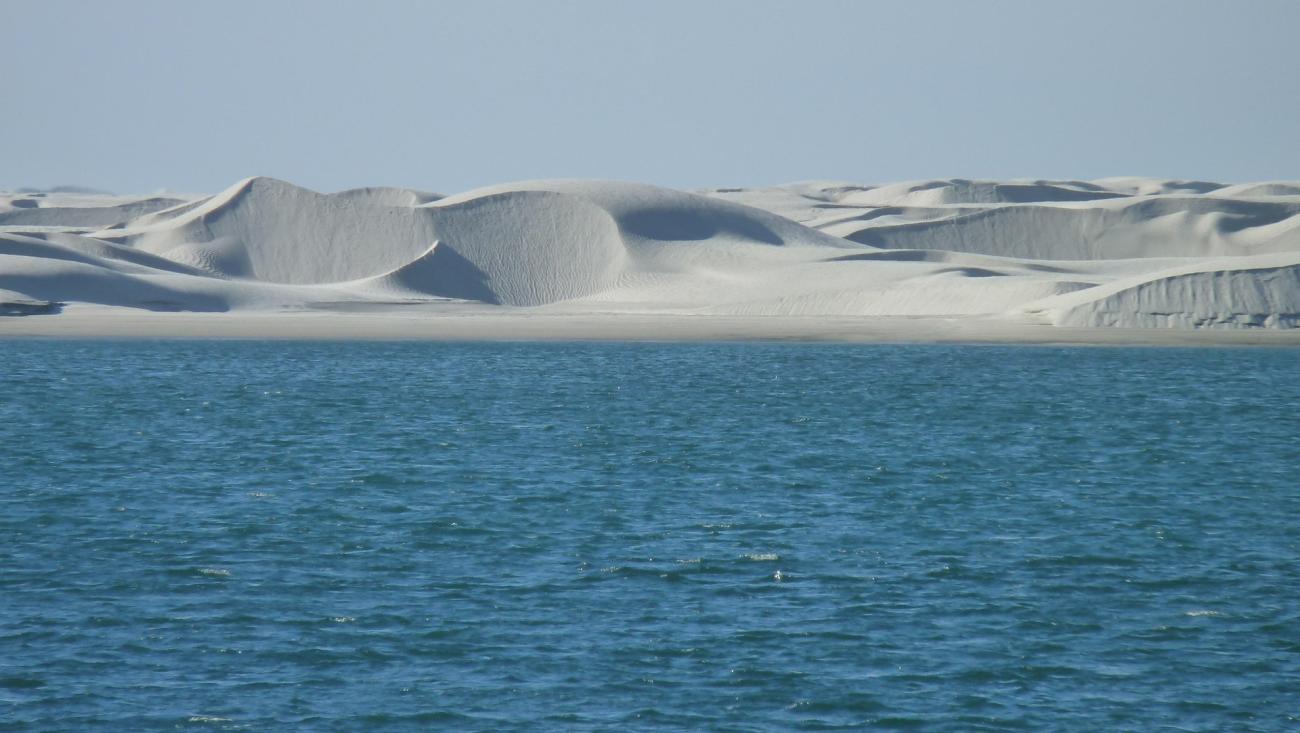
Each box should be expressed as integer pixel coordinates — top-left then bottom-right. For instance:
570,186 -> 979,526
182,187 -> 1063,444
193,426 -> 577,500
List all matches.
2,176 -> 1299,339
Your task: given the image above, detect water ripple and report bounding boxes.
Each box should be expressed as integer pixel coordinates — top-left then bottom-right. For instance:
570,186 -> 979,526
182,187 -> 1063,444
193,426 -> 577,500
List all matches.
1,342 -> 1297,731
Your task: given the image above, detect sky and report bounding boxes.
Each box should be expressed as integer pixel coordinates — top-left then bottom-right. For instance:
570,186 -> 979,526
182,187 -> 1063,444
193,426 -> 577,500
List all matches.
3,0 -> 1298,194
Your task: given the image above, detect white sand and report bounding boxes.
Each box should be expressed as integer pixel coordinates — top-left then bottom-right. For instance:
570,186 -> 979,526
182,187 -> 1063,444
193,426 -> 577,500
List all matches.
3,177 -> 1299,344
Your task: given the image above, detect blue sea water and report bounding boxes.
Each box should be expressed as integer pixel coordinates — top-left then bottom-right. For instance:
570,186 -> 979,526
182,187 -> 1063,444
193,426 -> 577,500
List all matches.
1,341 -> 1298,732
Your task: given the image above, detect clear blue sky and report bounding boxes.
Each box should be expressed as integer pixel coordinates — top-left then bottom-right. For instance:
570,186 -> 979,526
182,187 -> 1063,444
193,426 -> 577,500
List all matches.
4,0 -> 1297,194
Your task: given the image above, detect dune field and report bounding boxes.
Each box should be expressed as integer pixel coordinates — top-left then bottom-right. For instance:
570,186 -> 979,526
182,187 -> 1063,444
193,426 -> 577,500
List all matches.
3,177 -> 1299,343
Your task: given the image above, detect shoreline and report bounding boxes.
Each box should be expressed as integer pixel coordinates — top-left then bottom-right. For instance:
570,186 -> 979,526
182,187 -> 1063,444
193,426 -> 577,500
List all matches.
3,309 -> 1300,347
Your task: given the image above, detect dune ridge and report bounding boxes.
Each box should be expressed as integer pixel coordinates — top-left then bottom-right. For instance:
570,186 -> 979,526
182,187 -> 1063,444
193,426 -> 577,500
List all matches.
2,176 -> 1300,335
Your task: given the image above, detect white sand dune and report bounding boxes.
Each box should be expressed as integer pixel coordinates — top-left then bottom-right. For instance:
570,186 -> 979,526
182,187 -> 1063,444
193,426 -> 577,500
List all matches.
2,176 -> 1300,340
1022,252 -> 1300,329
0,192 -> 188,229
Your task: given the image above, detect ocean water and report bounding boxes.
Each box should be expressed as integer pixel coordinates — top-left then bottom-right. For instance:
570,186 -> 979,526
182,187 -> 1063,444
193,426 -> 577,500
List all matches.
2,341 -> 1298,732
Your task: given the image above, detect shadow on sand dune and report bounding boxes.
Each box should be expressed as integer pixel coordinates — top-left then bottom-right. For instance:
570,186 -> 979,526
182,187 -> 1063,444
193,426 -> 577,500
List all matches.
383,240 -> 500,304
620,207 -> 783,245
0,300 -> 64,316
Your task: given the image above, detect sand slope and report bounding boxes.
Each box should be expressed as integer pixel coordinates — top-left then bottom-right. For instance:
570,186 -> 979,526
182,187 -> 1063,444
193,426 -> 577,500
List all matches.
2,176 -> 1299,333
1022,253 -> 1300,329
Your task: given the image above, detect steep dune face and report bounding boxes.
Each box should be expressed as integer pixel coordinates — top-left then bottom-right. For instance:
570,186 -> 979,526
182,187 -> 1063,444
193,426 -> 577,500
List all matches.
101,177 -> 443,284
1023,254 -> 1300,329
405,190 -> 627,306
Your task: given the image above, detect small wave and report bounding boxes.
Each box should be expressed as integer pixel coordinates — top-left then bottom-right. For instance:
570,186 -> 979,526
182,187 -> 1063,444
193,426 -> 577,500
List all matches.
187,716 -> 231,724
197,568 -> 230,577
787,695 -> 886,713
1185,609 -> 1223,617
744,553 -> 779,561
